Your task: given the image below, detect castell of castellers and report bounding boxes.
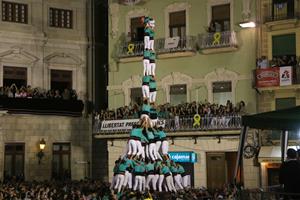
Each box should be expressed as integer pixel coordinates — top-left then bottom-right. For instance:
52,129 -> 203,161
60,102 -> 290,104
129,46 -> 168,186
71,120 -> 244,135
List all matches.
110,16 -> 190,196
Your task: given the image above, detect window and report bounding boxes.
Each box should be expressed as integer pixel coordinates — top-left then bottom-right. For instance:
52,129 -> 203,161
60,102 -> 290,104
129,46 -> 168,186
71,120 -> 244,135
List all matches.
3,66 -> 27,88
2,1 -> 28,24
169,10 -> 186,38
213,81 -> 232,105
272,0 -> 295,20
49,8 -> 73,29
4,143 -> 24,181
52,143 -> 71,180
131,87 -> 143,106
170,84 -> 186,105
211,4 -> 230,31
272,34 -> 296,57
51,69 -> 72,91
130,17 -> 144,42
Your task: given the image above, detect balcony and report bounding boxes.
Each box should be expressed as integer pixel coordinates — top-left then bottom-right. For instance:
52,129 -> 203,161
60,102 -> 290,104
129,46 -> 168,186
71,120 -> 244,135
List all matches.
0,97 -> 84,116
155,36 -> 197,59
93,115 -> 242,138
264,1 -> 299,30
117,36 -> 197,62
254,66 -> 300,91
199,31 -> 238,54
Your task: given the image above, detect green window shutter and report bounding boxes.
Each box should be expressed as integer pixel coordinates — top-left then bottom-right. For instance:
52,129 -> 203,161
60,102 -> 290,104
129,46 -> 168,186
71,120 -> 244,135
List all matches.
272,34 -> 296,56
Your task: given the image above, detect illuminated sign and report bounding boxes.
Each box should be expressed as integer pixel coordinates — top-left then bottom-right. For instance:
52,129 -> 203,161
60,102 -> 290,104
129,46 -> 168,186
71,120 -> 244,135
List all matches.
168,152 -> 197,163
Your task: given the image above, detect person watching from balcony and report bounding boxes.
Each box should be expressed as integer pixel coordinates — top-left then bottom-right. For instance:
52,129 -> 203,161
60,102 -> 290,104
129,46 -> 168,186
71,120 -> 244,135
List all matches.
207,20 -> 216,33
279,148 -> 300,195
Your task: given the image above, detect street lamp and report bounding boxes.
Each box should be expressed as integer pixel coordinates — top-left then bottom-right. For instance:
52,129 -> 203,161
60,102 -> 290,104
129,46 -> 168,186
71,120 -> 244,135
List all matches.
37,138 -> 46,164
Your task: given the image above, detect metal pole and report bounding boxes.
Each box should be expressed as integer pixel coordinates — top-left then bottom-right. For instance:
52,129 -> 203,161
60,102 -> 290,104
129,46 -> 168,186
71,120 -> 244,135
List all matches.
234,126 -> 248,183
281,130 -> 288,162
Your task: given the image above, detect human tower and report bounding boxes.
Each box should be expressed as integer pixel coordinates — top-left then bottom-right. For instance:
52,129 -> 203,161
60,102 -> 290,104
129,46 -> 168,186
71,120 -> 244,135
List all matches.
110,16 -> 189,195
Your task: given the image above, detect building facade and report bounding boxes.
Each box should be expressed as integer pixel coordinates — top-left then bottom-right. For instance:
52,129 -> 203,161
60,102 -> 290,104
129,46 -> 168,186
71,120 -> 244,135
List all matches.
0,0 -> 90,181
97,0 -> 261,189
255,0 -> 300,188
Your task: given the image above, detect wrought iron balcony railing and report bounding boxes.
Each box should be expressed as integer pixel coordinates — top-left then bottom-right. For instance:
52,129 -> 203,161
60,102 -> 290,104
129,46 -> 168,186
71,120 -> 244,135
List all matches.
200,31 -> 238,50
93,114 -> 242,134
117,36 -> 197,59
264,0 -> 300,22
155,36 -> 197,54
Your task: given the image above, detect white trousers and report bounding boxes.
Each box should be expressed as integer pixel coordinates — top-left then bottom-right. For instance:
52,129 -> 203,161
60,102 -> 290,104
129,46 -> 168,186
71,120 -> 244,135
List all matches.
146,174 -> 155,190
133,175 -> 143,192
152,174 -> 159,191
136,141 -> 145,159
155,141 -> 163,160
143,59 -> 150,76
149,39 -> 154,50
123,171 -> 132,189
144,36 -> 150,50
115,174 -> 125,193
166,175 -> 177,193
127,139 -> 138,156
158,174 -> 164,192
110,175 -> 117,190
142,85 -> 150,99
182,175 -> 189,188
174,174 -> 183,190
162,140 -> 169,155
149,143 -> 157,161
149,62 -> 156,76
149,91 -> 156,103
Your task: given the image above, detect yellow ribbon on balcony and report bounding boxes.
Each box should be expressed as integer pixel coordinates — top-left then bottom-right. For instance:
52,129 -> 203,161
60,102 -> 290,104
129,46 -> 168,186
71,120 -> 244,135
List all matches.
193,114 -> 201,127
127,43 -> 135,54
212,32 -> 221,45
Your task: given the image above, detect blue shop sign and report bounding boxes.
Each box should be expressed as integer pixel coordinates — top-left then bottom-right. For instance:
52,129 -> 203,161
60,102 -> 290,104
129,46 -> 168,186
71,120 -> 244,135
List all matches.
168,152 -> 197,163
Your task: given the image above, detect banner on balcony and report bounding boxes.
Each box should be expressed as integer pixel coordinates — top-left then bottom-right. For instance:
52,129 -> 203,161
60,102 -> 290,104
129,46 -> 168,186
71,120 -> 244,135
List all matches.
279,66 -> 292,86
100,119 -> 166,132
256,68 -> 280,87
164,37 -> 180,49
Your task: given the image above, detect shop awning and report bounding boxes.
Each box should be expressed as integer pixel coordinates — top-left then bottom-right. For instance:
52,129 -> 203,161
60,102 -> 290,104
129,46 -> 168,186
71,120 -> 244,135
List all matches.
242,106 -> 300,130
258,146 -> 299,163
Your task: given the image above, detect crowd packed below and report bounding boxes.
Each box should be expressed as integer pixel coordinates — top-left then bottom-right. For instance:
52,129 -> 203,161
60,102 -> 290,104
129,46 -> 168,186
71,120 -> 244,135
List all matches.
0,84 -> 78,100
94,100 -> 246,121
0,179 -> 238,200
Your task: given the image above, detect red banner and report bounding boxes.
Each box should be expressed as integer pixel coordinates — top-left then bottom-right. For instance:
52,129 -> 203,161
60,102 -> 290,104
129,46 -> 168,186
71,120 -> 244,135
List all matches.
256,68 -> 280,87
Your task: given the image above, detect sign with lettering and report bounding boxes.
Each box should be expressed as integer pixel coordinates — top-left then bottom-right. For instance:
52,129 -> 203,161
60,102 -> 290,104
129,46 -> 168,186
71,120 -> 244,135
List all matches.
168,152 -> 197,163
100,119 -> 165,132
255,67 -> 280,87
164,37 -> 180,49
279,66 -> 292,86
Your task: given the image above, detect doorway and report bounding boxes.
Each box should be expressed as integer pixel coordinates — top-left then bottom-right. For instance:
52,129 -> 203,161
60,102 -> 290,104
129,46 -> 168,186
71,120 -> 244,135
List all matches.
206,152 -> 241,191
4,143 -> 25,181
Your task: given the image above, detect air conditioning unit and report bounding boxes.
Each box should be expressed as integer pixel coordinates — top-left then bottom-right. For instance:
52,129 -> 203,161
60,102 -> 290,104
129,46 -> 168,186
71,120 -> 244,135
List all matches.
119,0 -> 142,5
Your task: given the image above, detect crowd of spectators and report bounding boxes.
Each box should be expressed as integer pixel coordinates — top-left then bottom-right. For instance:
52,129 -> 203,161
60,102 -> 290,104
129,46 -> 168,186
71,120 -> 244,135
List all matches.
257,55 -> 300,69
0,179 -> 113,200
0,84 -> 78,100
0,179 -> 239,200
94,100 -> 246,121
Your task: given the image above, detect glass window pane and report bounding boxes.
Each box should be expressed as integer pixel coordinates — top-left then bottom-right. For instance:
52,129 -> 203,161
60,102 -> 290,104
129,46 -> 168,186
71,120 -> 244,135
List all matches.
62,144 -> 70,151
4,155 -> 12,177
15,155 -> 23,176
53,144 -> 60,151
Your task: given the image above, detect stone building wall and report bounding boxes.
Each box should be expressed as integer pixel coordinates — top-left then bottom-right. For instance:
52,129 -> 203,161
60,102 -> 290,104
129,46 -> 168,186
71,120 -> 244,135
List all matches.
0,114 -> 91,181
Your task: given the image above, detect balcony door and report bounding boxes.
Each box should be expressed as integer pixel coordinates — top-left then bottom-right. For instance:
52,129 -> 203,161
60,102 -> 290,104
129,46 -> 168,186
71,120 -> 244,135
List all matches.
4,143 -> 25,180
52,143 -> 71,180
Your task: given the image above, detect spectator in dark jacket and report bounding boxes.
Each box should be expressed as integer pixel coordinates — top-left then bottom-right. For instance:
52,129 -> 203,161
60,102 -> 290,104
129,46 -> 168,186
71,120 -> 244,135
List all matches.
279,148 -> 300,195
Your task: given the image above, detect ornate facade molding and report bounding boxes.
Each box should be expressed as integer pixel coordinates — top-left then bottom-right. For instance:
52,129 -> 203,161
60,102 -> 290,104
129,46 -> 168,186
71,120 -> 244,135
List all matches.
207,0 -> 234,31
0,47 -> 39,65
44,52 -> 83,66
164,2 -> 191,38
109,3 -> 120,39
125,8 -> 150,38
204,68 -> 238,103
